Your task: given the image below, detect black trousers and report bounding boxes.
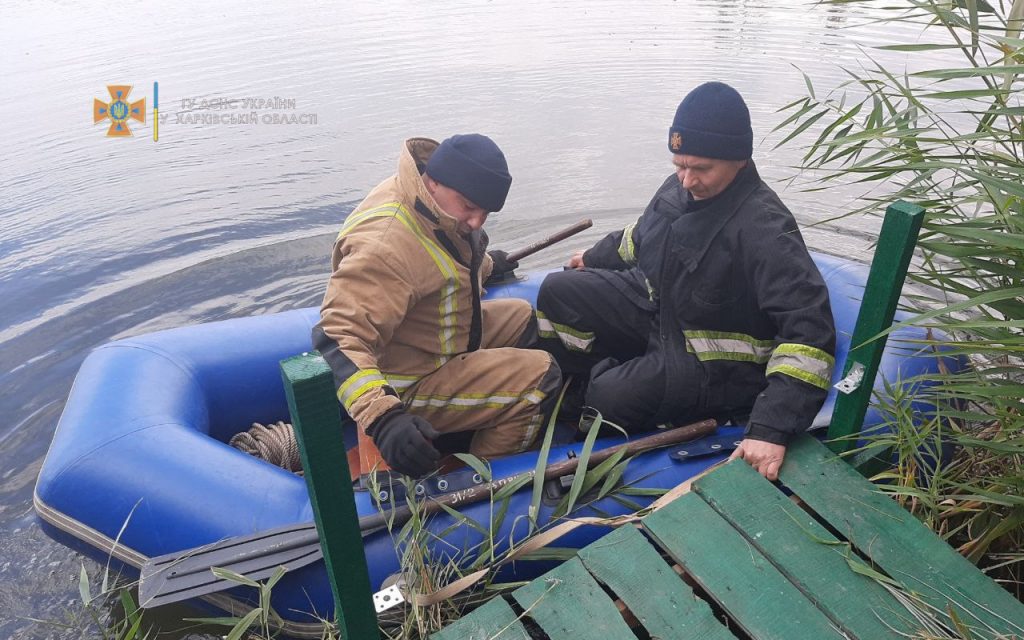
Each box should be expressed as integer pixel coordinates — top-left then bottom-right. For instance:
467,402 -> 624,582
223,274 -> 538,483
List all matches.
536,268 -> 705,432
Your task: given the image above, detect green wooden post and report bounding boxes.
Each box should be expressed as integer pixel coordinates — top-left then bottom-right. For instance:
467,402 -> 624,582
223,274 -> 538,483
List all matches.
281,353 -> 378,639
827,201 -> 925,454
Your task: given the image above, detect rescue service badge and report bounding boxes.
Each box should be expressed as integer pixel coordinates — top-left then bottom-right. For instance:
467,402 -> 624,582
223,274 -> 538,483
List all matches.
93,85 -> 146,137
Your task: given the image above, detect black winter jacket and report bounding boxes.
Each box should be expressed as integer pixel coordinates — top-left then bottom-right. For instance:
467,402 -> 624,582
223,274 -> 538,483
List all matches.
584,162 -> 836,444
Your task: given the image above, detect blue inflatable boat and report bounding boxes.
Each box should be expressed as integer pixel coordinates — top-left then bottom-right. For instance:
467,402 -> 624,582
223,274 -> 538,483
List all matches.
34,253 -> 948,638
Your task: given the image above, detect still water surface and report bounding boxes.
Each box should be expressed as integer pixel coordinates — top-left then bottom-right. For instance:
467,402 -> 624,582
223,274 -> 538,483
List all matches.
0,1 -> 949,635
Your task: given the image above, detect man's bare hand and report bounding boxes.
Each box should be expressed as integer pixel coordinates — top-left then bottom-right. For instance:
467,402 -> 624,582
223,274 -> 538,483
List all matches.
729,438 -> 786,481
566,250 -> 586,269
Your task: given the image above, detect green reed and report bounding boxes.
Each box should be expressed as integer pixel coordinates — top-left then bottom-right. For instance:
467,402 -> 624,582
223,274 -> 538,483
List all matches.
777,0 -> 1024,600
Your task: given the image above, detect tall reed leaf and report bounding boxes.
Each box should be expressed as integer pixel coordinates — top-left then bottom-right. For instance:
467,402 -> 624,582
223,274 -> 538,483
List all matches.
778,0 -> 1024,598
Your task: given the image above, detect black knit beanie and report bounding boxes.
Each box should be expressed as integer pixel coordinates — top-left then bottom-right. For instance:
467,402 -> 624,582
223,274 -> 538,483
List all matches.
425,134 -> 512,212
668,82 -> 753,160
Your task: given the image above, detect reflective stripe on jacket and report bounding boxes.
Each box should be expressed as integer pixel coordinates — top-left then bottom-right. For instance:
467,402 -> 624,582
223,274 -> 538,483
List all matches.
312,138 -> 496,432
582,162 -> 836,444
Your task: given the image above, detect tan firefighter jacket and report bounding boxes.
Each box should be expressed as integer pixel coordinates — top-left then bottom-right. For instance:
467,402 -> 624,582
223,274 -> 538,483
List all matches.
312,138 -> 497,433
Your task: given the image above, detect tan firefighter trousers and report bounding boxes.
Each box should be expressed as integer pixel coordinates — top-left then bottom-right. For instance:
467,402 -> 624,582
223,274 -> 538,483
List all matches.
399,298 -> 561,458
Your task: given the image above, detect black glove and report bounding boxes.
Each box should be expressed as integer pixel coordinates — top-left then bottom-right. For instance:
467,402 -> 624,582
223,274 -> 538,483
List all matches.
486,249 -> 519,284
367,409 -> 441,477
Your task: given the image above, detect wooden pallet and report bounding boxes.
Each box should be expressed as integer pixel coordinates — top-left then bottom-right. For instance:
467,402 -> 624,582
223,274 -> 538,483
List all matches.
430,436 -> 1024,640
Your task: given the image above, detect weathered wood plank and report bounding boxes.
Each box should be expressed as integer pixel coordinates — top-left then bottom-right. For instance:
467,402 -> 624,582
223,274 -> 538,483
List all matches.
827,200 -> 924,451
694,459 -> 915,639
511,557 -> 635,640
643,492 -> 845,640
281,353 -> 378,638
781,435 -> 1024,637
578,526 -> 735,640
430,597 -> 531,640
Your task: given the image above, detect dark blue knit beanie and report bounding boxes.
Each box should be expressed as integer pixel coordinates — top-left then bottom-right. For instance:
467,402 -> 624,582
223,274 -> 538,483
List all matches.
668,82 -> 753,160
425,134 -> 512,212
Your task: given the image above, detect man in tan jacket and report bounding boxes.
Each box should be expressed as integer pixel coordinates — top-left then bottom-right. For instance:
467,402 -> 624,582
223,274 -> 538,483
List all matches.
313,134 -> 562,478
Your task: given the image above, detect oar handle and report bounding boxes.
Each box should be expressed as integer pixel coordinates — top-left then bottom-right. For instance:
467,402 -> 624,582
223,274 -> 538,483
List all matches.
506,218 -> 593,263
541,418 -> 718,481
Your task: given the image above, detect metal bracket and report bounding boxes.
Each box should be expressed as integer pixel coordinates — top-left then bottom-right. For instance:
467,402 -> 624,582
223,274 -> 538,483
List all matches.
834,361 -> 866,395
358,466 -> 486,505
373,584 -> 406,613
669,433 -> 743,461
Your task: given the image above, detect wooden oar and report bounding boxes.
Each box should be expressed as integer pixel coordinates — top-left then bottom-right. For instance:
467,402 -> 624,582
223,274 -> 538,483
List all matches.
137,418 -> 716,608
506,218 -> 593,263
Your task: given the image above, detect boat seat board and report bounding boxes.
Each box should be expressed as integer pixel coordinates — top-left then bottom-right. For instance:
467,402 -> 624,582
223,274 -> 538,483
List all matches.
431,435 -> 1024,640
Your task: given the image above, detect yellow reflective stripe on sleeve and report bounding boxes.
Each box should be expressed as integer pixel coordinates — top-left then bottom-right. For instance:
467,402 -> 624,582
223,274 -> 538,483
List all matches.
617,221 -> 638,264
684,330 -> 775,363
337,368 -> 388,410
408,388 -> 547,411
337,202 -> 460,367
536,310 -> 595,353
523,389 -> 547,405
766,343 -> 835,390
384,373 -> 421,394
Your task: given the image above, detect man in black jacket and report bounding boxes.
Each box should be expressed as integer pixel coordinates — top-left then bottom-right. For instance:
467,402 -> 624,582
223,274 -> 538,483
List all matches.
536,82 -> 836,480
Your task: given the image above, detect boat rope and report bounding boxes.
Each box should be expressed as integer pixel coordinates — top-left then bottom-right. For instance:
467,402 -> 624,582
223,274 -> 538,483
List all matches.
229,421 -> 304,474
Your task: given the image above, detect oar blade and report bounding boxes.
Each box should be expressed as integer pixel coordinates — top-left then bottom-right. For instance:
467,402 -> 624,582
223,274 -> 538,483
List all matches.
138,521 -> 323,608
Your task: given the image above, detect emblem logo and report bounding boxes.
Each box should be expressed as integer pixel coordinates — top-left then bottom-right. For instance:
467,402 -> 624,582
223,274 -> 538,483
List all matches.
670,131 -> 683,152
93,85 -> 146,137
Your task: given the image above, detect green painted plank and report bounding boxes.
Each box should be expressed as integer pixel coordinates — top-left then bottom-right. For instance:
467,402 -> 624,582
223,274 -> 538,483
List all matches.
643,492 -> 845,640
281,353 -> 378,639
828,200 -> 924,450
782,436 -> 1024,637
511,557 -> 635,640
694,460 -> 914,639
578,526 -> 735,640
430,597 -> 531,640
